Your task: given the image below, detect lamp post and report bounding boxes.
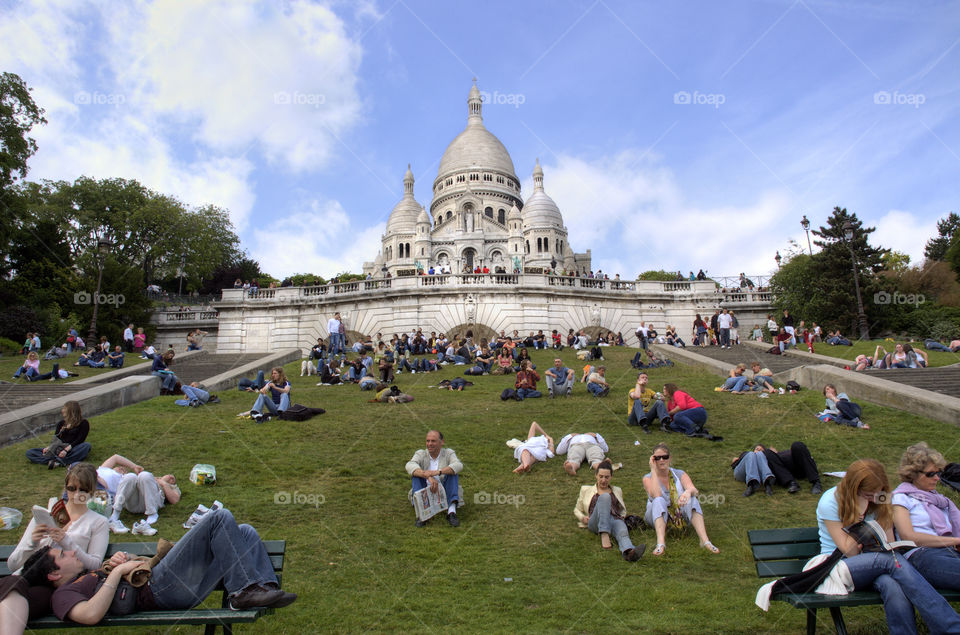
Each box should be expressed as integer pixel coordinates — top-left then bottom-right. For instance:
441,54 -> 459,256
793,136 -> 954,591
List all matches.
842,220 -> 870,340
801,215 -> 812,255
178,253 -> 186,296
774,251 -> 782,269
87,238 -> 114,343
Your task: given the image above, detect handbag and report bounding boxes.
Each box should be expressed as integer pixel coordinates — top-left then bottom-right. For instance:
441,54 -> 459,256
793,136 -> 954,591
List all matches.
94,573 -> 139,615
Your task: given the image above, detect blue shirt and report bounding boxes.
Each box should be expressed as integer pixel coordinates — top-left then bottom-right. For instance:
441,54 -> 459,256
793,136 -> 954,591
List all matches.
269,381 -> 290,404
816,486 -> 875,553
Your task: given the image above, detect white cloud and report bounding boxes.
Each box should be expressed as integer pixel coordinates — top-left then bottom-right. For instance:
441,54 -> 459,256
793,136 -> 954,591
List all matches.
250,198 -> 385,278
872,209 -> 936,264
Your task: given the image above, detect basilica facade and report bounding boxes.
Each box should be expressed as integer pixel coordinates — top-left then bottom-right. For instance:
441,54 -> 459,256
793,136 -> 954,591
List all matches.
363,82 -> 591,277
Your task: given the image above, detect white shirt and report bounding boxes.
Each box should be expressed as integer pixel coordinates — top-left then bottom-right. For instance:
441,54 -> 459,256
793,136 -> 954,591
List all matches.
327,318 -> 340,335
97,466 -> 123,495
123,328 -> 134,341
556,433 -> 608,454
767,319 -> 778,332
718,313 -> 732,329
428,456 -> 439,472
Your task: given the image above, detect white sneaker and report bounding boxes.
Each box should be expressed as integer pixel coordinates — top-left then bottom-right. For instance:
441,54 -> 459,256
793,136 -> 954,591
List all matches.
132,520 -> 157,536
109,519 -> 130,534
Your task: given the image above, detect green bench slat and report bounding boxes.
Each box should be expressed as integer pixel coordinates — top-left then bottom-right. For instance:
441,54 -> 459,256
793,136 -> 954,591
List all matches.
755,560 -> 807,578
747,527 -> 819,544
26,608 -> 270,629
752,542 -> 821,561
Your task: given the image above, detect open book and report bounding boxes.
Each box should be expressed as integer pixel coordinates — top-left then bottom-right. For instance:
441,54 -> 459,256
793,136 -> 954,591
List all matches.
843,519 -> 915,553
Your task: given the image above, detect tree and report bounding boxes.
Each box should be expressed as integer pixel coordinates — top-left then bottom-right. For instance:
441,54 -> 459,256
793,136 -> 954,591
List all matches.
881,251 -> 911,277
924,212 -> 960,262
0,72 -> 46,192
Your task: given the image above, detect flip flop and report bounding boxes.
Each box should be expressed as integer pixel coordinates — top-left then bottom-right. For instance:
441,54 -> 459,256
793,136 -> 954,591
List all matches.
701,541 -> 720,554
652,543 -> 665,556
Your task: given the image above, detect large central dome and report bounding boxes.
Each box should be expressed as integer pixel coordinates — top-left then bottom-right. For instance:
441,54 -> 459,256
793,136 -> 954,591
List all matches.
436,82 -> 518,180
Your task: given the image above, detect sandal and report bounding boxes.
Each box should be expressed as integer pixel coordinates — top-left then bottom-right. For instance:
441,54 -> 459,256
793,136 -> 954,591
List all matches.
652,543 -> 665,556
701,541 -> 720,554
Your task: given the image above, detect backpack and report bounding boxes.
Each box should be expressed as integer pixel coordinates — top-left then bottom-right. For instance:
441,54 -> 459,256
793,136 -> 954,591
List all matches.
786,380 -> 801,392
278,404 -> 326,421
766,346 -> 781,355
590,346 -> 603,360
501,388 -> 517,400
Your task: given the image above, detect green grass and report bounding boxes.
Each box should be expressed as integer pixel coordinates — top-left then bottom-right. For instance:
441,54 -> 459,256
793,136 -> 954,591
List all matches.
0,350 -> 149,384
810,339 -> 960,368
2,347 -> 959,633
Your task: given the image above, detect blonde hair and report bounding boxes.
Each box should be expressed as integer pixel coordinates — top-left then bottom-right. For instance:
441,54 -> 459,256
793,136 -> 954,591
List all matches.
898,442 -> 946,483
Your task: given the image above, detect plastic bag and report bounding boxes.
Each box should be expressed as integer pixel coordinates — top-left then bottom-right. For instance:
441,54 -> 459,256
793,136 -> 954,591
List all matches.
0,507 -> 23,530
190,464 -> 217,485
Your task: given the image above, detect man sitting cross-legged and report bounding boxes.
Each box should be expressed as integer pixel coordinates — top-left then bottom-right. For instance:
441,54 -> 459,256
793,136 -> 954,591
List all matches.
18,508 -> 295,627
405,430 -> 463,527
627,372 -> 670,433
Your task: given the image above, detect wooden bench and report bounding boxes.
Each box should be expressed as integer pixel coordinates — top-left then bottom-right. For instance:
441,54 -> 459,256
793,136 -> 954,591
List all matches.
749,526 -> 960,635
1,540 -> 286,634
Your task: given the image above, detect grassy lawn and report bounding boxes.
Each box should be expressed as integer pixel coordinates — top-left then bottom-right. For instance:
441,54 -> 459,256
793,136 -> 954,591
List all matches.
810,339 -> 960,368
0,350 -> 150,384
1,346 -> 958,633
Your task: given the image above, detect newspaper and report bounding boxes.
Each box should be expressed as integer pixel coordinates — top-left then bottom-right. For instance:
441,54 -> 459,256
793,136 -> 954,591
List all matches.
413,484 -> 448,522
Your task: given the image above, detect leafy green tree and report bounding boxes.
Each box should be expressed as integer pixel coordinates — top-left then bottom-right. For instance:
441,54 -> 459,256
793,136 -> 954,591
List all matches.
924,212 -> 960,262
0,72 -> 46,192
638,270 -> 682,281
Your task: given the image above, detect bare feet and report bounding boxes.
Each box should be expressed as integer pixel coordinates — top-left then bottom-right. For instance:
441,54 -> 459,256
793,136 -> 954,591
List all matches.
564,462 -> 577,476
600,533 -> 612,549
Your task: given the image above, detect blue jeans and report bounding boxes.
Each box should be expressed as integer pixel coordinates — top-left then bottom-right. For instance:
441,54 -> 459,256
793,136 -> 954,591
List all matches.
719,328 -> 730,346
347,366 -> 367,381
150,509 -> 278,609
908,546 -> 960,591
516,388 -> 541,400
670,407 -> 707,435
587,382 -> 606,396
753,375 -> 774,390
238,370 -> 266,391
450,378 -> 467,390
924,340 -> 951,352
14,366 -> 39,379
175,385 -> 210,406
26,442 -> 91,466
733,452 -> 773,485
629,399 -> 668,427
722,376 -> 749,391
152,371 -> 178,391
844,551 -> 960,634
411,474 -> 460,505
109,357 -> 124,368
545,374 -> 573,396
587,493 -> 634,554
252,393 -> 290,414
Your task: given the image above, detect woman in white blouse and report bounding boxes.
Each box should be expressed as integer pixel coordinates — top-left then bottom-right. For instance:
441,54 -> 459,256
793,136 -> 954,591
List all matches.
8,463 -> 109,573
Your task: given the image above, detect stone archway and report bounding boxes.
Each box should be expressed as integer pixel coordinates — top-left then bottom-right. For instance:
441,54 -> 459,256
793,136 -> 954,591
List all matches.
581,326 -> 618,341
462,248 -> 477,271
443,322 -> 498,344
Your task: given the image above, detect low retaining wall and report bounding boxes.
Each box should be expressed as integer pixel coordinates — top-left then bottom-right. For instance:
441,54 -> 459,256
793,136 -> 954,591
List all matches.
200,350 -> 301,393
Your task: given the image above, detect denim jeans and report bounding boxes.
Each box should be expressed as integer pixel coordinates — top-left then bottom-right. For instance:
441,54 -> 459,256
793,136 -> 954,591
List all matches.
411,474 -> 460,505
152,371 -> 178,391
733,452 -> 773,485
588,493 -> 634,554
628,399 -> 668,427
545,374 -> 572,396
722,376 -> 749,391
150,509 -> 278,609
449,378 -> 467,390
26,442 -> 91,466
587,382 -> 606,396
516,388 -> 541,400
753,375 -> 774,390
719,328 -> 730,346
908,546 -> 960,591
175,385 -> 210,406
14,366 -> 39,379
924,340 -> 951,352
252,393 -> 290,414
670,407 -> 707,435
843,551 -> 960,634
238,370 -> 265,391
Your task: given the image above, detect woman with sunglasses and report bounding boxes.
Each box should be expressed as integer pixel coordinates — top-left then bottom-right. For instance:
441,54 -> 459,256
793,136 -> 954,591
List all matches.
8,463 -> 109,573
891,443 -> 960,591
816,459 -> 960,633
642,443 -> 719,556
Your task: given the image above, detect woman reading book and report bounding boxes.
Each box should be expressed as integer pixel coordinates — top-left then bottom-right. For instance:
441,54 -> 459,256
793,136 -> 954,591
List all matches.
816,459 -> 960,633
892,442 -> 960,591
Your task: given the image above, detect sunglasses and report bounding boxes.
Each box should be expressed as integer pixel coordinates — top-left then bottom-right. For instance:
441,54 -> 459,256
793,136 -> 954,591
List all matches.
924,470 -> 943,478
653,455 -> 670,461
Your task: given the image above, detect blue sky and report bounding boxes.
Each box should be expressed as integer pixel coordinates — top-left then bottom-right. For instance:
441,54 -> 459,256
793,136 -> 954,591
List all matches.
2,0 -> 958,280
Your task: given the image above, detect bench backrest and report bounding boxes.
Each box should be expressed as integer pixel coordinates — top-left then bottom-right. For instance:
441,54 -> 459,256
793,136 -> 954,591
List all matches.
0,540 -> 286,580
748,527 -> 821,578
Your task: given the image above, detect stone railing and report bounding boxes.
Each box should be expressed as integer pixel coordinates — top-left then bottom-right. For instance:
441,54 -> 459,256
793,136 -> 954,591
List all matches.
151,309 -> 220,324
215,275 -> 762,305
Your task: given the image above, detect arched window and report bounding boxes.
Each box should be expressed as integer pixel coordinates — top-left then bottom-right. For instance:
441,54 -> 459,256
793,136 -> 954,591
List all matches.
446,211 -> 452,220
485,207 -> 493,218
544,237 -> 549,252
498,209 -> 505,224
406,243 -> 411,258
525,240 -> 530,253
514,244 -> 517,252
420,248 -> 424,256
537,237 -> 542,252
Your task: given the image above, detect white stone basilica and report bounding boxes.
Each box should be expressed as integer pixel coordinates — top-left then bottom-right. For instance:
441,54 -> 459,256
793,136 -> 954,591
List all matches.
363,82 -> 591,277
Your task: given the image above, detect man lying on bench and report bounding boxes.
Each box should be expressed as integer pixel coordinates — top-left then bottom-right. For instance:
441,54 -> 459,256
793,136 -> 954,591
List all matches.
6,509 -> 294,631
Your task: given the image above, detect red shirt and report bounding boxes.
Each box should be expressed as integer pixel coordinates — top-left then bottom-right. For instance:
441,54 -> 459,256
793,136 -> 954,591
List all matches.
667,390 -> 702,412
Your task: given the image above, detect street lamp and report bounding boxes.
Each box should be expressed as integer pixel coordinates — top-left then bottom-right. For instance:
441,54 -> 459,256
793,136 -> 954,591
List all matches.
178,253 -> 186,296
774,251 -> 781,269
842,220 -> 870,340
87,238 -> 114,343
801,215 -> 813,255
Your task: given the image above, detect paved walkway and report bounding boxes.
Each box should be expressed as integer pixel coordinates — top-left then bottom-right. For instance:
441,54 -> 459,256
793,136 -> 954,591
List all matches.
670,344 -> 804,374
88,352 -> 269,386
859,367 -> 960,399
0,385 -> 89,412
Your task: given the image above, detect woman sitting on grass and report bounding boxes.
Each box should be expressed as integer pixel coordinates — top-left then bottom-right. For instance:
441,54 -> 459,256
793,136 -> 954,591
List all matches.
512,422 -> 554,474
892,442 -> 960,591
514,347 -> 536,371
25,401 -> 91,468
643,443 -> 718,556
574,459 -> 644,561
250,366 -> 291,415
12,352 -> 40,380
816,459 -> 960,633
718,364 -> 750,393
663,383 -> 708,435
819,385 -> 869,429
